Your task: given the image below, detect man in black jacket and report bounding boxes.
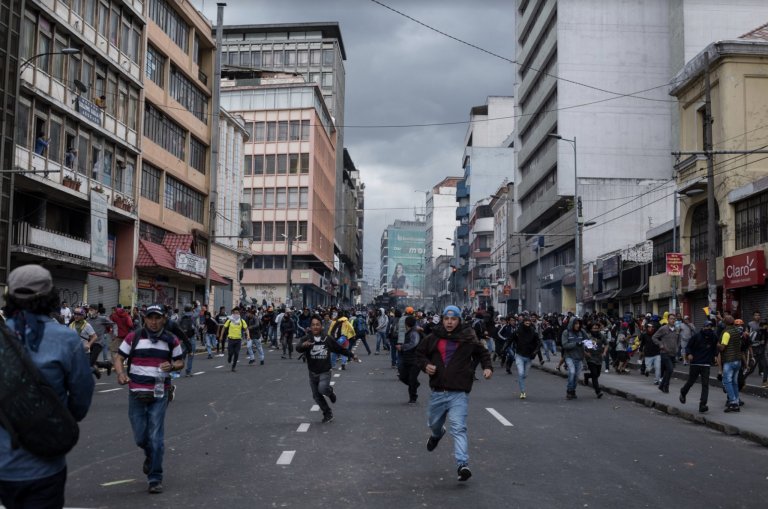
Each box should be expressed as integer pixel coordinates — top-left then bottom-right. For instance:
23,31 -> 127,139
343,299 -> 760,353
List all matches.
679,319 -> 718,413
296,315 -> 357,423
511,315 -> 540,399
416,305 -> 493,482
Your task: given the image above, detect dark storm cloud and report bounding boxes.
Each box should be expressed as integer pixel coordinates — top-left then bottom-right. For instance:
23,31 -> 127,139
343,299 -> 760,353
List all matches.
194,0 -> 515,280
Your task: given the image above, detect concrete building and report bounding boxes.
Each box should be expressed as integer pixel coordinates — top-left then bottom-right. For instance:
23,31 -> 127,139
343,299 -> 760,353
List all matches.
221,71 -> 337,308
663,26 -> 768,324
337,149 -> 364,306
13,0 -> 145,309
425,177 -> 460,308
212,109 -> 250,311
0,0 -> 23,291
455,97 -> 515,309
512,0 -> 768,314
136,0 -> 224,309
490,182 -> 515,314
218,23 -> 357,299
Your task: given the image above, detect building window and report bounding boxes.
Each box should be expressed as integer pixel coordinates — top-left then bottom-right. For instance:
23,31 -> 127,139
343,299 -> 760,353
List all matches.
264,189 -> 275,208
263,221 -> 273,241
276,188 -> 286,208
170,66 -> 209,122
146,45 -> 166,87
651,231 -> 675,275
244,154 -> 252,176
253,188 -> 263,208
299,187 -> 309,209
141,163 -> 161,202
277,121 -> 288,141
148,0 -> 189,52
265,154 -> 275,175
299,220 -> 308,239
735,192 -> 768,250
144,103 -> 186,160
189,136 -> 206,174
300,153 -> 309,174
288,187 -> 298,208
276,154 -> 287,174
690,203 -> 722,262
254,122 -> 265,141
322,49 -> 334,66
254,155 -> 264,175
252,222 -> 262,241
165,176 -> 204,223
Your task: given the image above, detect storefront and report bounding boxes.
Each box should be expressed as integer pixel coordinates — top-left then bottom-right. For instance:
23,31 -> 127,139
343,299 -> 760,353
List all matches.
681,259 -> 718,325
723,249 -> 768,319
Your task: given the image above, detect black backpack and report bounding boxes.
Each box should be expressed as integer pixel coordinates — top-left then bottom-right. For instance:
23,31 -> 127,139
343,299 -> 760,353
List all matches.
0,322 -> 80,458
178,314 -> 196,339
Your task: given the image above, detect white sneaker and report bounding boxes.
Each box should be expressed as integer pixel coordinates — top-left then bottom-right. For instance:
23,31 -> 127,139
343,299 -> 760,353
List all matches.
604,369 -> 609,373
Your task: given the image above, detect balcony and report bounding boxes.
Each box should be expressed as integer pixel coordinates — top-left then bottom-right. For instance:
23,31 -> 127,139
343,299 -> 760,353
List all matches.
12,221 -> 110,270
456,205 -> 469,220
456,180 -> 469,199
457,224 -> 470,238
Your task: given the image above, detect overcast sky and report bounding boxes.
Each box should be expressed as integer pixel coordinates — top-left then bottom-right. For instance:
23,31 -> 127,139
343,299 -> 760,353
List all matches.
193,0 -> 516,282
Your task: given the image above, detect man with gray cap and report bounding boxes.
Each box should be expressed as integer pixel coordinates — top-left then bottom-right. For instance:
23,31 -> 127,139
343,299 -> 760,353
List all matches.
0,265 -> 94,508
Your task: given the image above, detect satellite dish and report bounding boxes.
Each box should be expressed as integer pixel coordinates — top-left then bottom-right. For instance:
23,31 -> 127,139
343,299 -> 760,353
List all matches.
73,79 -> 88,94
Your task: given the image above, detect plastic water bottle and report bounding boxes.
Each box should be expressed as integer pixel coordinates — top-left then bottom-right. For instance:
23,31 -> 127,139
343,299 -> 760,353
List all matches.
153,368 -> 165,398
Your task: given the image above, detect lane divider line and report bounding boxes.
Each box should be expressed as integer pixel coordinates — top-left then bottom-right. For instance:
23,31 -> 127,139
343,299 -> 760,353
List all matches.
276,451 -> 296,465
330,381 -> 336,386
100,478 -> 135,486
333,374 -> 341,378
98,388 -> 122,393
486,407 -> 514,427
215,365 -> 224,369
193,371 -> 205,375
310,405 -> 320,412
297,423 -> 310,432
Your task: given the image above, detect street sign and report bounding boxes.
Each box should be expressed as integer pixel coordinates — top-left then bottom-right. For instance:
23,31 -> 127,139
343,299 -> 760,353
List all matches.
666,253 -> 683,276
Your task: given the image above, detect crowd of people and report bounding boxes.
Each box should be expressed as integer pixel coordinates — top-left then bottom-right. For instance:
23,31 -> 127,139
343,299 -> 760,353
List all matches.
2,263 -> 768,506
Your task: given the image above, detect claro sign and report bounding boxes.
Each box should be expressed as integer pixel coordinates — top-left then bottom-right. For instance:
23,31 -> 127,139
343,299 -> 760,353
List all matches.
723,250 -> 766,289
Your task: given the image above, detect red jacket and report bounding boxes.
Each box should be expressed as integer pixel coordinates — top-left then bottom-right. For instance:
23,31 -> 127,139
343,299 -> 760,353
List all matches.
110,308 -> 134,339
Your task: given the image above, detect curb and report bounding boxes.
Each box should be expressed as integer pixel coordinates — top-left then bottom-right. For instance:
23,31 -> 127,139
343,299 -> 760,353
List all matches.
532,363 -> 768,447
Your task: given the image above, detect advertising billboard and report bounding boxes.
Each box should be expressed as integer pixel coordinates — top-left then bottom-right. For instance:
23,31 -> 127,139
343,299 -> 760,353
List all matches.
387,227 -> 426,298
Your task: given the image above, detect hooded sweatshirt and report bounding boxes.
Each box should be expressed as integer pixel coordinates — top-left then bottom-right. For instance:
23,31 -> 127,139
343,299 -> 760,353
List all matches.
685,327 -> 718,366
560,317 -> 587,361
512,322 -> 540,358
376,308 -> 388,333
296,334 -> 355,374
415,321 -> 492,393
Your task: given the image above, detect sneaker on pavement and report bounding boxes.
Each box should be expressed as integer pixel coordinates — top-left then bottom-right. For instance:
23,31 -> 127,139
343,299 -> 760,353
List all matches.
519,392 -> 526,400
699,404 -> 709,413
322,414 -> 334,423
426,427 -> 445,452
260,360 -> 264,365
328,387 -> 337,404
457,465 -> 472,482
148,482 -> 163,494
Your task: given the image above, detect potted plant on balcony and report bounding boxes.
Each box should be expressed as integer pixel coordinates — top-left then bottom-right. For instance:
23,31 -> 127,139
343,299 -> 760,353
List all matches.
62,175 -> 82,191
113,195 -> 133,212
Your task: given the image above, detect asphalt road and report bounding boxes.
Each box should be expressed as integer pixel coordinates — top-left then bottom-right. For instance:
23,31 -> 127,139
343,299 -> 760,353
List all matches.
64,341 -> 768,509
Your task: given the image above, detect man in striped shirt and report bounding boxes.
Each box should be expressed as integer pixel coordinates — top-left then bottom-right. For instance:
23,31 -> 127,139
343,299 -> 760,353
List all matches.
114,304 -> 184,495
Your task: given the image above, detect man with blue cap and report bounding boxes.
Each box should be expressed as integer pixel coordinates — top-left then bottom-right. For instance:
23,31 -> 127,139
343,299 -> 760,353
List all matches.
415,304 -> 493,482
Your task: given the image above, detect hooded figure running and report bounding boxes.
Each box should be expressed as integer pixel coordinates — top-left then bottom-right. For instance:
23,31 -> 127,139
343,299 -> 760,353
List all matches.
561,316 -> 588,400
416,305 -> 492,482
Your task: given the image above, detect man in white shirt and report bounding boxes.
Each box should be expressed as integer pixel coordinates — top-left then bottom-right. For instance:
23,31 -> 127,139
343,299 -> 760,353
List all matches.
60,301 -> 73,325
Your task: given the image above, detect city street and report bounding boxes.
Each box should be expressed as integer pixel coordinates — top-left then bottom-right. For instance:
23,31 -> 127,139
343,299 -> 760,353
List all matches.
62,342 -> 767,509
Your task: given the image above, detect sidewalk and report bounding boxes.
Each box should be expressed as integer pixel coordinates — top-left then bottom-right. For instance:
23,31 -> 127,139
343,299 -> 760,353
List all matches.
533,360 -> 768,447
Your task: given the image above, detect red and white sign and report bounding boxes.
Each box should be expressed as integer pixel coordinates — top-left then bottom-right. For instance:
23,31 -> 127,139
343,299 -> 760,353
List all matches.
666,253 -> 684,276
723,250 -> 766,289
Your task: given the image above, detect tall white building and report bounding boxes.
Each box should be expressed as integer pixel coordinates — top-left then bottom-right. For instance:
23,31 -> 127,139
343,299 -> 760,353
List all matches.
513,0 -> 768,314
425,177 -> 460,306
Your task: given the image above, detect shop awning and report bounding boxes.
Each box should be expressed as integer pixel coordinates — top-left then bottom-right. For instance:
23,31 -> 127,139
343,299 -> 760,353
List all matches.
594,289 -> 620,301
136,240 -> 229,285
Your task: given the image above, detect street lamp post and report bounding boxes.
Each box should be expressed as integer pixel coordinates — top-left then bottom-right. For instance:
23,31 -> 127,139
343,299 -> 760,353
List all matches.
548,133 -> 582,316
18,47 -> 80,75
282,233 -> 301,306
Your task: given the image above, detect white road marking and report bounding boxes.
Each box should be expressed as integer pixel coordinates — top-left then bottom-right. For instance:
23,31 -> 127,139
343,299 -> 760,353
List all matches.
98,388 -> 122,393
193,371 -> 205,375
297,423 -> 310,432
276,451 -> 296,465
330,381 -> 336,386
486,407 -> 514,427
310,405 -> 320,412
100,478 -> 135,486
333,373 -> 341,378
215,365 -> 224,369
95,382 -> 109,386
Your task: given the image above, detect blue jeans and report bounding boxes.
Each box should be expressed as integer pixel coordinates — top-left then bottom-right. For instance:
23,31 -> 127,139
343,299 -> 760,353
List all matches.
427,391 -> 469,467
390,339 -> 399,367
205,333 -> 216,356
644,354 -> 661,383
101,334 -> 112,361
376,331 -> 387,352
184,337 -> 196,375
542,339 -> 557,361
128,391 -> 169,484
722,360 -> 741,405
565,357 -> 583,392
515,355 -> 532,393
331,351 -> 347,367
247,338 -> 264,361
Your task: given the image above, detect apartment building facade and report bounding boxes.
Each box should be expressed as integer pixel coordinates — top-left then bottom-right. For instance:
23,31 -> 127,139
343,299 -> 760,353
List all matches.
221,73 -> 337,308
13,0 -> 145,308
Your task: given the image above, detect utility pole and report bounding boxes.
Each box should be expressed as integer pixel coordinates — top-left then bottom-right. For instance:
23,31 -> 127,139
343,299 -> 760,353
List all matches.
517,235 -> 523,314
704,51 -> 717,317
286,235 -> 293,306
204,3 -> 225,307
